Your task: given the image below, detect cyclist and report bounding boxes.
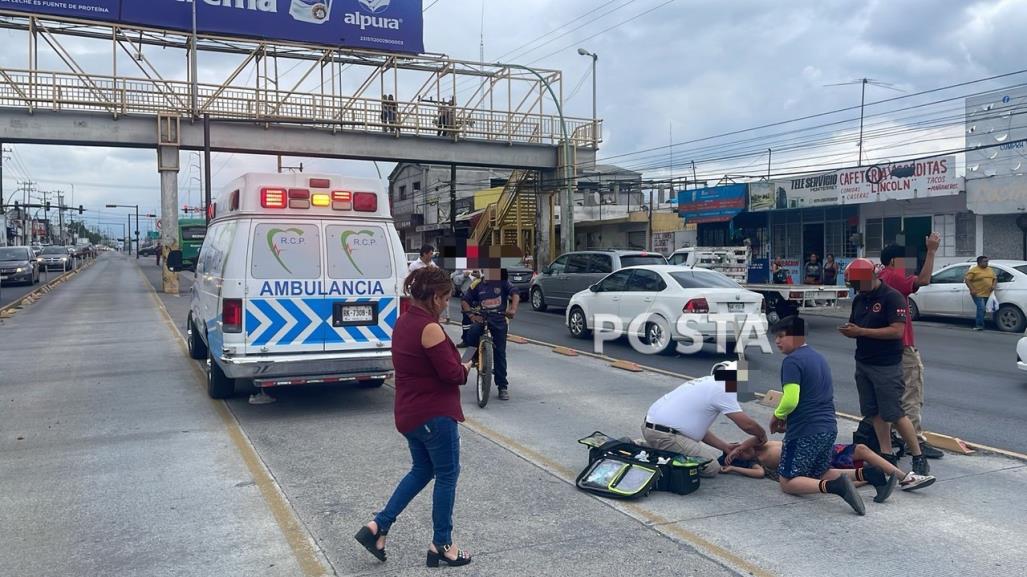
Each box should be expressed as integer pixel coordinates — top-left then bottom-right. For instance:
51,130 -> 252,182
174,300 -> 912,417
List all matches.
461,268 -> 519,400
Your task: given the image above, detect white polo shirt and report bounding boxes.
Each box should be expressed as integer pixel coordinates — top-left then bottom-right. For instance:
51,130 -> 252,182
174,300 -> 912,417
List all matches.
408,259 -> 436,273
645,375 -> 742,442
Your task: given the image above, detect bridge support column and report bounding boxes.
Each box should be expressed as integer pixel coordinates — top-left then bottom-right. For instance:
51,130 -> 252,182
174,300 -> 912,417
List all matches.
158,115 -> 181,295
536,169 -> 558,268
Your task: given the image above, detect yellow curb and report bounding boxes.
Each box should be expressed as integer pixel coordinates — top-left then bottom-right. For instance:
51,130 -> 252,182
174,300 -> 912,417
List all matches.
758,389 -> 782,407
924,431 -> 975,455
508,335 -> 528,344
611,359 -> 643,372
553,346 -> 579,356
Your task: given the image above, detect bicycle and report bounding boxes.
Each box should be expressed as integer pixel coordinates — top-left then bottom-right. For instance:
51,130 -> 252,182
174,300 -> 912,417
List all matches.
464,309 -> 510,408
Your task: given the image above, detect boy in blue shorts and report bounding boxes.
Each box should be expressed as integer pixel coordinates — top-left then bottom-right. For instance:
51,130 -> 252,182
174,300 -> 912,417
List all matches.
763,316 -> 867,514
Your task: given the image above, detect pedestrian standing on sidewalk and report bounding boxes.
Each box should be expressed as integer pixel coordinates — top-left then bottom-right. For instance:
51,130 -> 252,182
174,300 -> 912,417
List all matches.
804,253 -> 823,285
355,267 -> 473,568
964,256 -> 997,331
839,258 -> 930,476
822,254 -> 839,286
878,236 -> 944,460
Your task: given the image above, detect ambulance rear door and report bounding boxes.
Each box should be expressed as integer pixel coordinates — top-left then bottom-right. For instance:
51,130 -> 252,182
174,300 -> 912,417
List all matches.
322,221 -> 399,353
244,219 -> 328,354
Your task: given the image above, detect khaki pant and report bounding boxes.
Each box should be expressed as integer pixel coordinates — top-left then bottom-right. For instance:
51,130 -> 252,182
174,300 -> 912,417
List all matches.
901,347 -> 925,442
640,420 -> 721,478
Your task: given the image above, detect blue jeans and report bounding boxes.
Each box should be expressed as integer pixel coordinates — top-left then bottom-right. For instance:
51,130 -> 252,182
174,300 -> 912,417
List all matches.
465,317 -> 509,388
973,296 -> 988,329
374,416 -> 460,547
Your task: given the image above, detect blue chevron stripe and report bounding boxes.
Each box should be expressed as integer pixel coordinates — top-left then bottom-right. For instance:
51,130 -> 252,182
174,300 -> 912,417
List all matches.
252,300 -> 286,346
245,310 -> 261,338
344,325 -> 367,342
278,299 -> 311,345
368,324 -> 389,341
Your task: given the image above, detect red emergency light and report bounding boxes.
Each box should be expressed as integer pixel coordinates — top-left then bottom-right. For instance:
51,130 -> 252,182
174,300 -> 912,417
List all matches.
332,190 -> 353,211
309,178 -> 331,189
353,192 -> 378,213
288,188 -> 311,209
261,188 -> 287,209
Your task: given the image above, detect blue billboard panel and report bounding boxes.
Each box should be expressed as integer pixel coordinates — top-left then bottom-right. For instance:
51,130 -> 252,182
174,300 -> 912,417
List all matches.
676,184 -> 747,224
0,0 -> 120,21
0,0 -> 424,54
122,0 -> 424,54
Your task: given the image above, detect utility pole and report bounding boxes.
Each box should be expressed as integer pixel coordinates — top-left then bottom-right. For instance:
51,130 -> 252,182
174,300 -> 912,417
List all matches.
57,192 -> 64,245
449,164 -> 457,236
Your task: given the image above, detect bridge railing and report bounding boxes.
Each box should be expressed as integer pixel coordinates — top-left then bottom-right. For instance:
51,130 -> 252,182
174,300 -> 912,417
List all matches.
0,68 -> 601,147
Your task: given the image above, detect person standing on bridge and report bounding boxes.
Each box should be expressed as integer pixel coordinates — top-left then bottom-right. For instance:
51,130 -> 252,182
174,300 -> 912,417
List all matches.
878,236 -> 945,460
355,266 -> 473,568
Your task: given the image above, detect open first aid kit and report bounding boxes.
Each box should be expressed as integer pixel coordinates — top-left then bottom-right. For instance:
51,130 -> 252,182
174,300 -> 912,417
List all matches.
576,432 -> 707,499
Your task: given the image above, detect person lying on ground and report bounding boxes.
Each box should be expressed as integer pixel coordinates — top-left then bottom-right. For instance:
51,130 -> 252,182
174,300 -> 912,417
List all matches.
725,440 -> 936,502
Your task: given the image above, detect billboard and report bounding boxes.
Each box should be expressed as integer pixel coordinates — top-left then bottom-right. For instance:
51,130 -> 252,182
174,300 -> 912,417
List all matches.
748,155 -> 961,211
0,0 -> 425,54
677,184 -> 747,224
965,86 -> 1027,214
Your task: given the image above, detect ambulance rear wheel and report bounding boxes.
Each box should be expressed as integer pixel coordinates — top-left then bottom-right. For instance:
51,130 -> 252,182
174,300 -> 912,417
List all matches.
207,355 -> 235,399
187,314 -> 208,360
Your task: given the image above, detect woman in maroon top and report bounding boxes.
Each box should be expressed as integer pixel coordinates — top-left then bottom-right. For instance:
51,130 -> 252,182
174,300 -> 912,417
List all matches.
355,266 -> 473,568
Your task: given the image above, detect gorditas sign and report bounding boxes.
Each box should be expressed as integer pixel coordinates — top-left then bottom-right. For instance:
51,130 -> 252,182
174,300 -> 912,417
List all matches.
748,154 -> 961,211
0,0 -> 425,54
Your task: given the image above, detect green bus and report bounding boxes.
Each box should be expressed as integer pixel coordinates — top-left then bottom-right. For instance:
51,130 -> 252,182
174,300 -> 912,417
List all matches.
179,218 -> 207,270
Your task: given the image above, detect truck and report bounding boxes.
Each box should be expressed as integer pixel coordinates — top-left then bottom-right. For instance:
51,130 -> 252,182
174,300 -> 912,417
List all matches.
667,246 -> 850,323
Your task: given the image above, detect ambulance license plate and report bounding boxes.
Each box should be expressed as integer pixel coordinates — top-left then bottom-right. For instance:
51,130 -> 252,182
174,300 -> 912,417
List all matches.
333,303 -> 376,326
728,303 -> 744,312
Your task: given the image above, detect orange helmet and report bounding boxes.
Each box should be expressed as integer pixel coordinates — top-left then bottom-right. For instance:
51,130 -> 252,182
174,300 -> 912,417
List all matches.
844,257 -> 877,282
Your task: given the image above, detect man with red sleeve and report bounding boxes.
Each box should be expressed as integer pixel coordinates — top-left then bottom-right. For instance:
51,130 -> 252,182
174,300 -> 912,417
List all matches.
877,233 -> 944,460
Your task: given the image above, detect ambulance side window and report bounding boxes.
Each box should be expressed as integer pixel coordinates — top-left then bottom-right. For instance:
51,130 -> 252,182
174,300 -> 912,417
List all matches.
251,223 -> 321,279
326,225 -> 393,279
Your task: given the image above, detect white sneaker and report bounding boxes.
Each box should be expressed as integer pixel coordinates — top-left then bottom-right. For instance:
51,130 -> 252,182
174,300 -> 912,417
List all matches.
249,390 -> 277,405
900,472 -> 936,491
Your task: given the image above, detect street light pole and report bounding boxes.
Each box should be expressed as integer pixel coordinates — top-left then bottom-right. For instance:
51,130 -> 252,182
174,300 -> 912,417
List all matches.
577,48 -> 598,149
191,0 -> 198,118
499,62 -> 575,255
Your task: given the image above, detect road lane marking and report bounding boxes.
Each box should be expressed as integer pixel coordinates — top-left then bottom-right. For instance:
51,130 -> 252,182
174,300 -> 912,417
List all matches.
139,266 -> 332,577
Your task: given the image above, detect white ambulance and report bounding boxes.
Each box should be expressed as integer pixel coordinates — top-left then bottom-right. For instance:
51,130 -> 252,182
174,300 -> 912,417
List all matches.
168,173 -> 407,398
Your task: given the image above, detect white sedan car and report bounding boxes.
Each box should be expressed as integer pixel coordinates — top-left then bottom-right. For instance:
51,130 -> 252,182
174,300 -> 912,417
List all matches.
1017,333 -> 1027,372
908,260 -> 1027,332
565,265 -> 766,353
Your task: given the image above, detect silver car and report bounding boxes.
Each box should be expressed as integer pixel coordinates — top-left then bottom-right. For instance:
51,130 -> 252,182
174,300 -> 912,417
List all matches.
529,249 -> 669,311
0,246 -> 40,285
38,246 -> 75,272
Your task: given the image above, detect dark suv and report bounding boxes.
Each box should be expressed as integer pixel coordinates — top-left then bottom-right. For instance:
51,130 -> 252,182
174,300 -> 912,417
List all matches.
529,249 -> 668,311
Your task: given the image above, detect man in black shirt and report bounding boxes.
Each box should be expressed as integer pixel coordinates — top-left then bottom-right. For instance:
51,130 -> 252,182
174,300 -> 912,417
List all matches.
838,258 -> 929,476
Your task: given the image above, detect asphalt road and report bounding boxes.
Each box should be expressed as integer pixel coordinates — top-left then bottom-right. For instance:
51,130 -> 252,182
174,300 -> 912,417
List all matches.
141,262 -> 1027,453
465,298 -> 1027,454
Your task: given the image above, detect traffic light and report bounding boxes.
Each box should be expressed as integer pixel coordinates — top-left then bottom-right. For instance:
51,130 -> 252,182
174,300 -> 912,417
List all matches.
78,205 -> 84,215
45,200 -> 51,211
13,200 -> 18,210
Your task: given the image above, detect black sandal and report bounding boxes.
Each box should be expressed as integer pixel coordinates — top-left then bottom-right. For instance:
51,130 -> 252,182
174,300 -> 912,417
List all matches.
426,543 -> 472,567
354,525 -> 388,562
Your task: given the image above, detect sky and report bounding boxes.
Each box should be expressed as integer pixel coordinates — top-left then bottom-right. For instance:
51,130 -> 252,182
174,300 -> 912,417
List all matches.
2,0 -> 1027,237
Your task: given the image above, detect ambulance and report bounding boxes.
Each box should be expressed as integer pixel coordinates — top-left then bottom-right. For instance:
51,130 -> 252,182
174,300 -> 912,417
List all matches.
167,173 -> 407,399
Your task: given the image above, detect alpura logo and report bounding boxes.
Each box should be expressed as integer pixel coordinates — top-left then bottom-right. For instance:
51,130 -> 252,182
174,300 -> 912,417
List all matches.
341,229 -> 376,275
267,228 -> 305,274
347,0 -> 401,30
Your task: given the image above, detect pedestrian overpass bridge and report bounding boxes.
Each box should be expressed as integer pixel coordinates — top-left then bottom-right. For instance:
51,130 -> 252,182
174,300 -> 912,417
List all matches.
0,11 -> 601,291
